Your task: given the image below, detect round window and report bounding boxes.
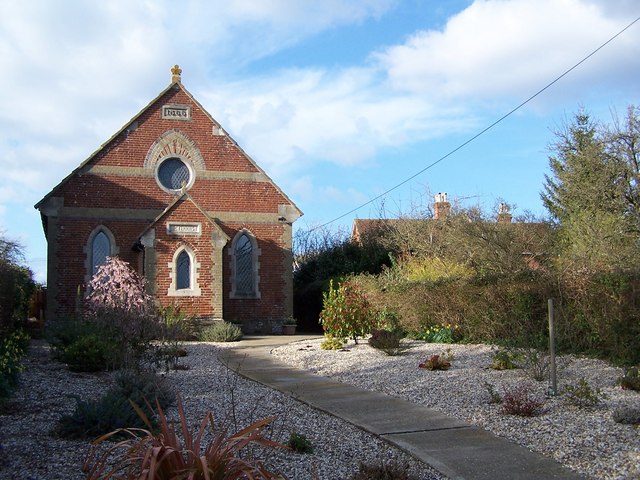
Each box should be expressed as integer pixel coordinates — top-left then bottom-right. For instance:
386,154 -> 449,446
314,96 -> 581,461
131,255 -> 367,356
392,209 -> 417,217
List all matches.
157,157 -> 191,191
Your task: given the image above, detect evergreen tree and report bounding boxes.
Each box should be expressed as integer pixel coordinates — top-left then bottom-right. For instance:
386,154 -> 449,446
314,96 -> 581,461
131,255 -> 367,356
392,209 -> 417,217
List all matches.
541,107 -> 640,268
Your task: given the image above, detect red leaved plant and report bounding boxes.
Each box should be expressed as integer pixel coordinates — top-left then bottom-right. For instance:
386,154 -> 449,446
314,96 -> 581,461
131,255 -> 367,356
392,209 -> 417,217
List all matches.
418,354 -> 451,371
83,395 -> 286,479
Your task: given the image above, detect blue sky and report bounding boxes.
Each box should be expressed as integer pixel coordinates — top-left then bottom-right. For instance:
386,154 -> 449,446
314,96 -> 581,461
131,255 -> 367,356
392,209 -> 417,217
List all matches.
1,0 -> 639,284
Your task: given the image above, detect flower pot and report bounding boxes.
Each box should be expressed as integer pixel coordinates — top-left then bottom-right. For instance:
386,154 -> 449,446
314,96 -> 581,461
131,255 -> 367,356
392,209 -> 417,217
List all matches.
282,324 -> 297,335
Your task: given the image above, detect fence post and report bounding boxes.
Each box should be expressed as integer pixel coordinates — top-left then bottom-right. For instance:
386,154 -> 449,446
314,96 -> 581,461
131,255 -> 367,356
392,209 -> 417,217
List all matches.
548,298 -> 558,396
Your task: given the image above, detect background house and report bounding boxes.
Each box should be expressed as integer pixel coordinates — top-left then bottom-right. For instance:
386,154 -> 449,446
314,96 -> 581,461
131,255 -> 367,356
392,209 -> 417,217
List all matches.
35,66 -> 302,333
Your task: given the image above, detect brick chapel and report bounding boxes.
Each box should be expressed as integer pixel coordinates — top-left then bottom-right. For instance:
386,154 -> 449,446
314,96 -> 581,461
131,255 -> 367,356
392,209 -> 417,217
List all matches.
35,66 -> 302,333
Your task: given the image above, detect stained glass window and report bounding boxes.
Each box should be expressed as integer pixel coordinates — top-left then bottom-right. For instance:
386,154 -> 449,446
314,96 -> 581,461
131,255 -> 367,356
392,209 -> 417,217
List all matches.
176,250 -> 191,290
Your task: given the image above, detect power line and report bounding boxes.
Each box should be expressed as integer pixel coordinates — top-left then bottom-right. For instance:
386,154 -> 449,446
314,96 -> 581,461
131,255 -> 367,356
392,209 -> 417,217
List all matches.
313,14 -> 640,231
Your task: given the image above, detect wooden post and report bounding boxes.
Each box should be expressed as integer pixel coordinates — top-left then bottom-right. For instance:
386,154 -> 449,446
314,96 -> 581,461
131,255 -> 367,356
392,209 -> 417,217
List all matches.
548,298 -> 558,396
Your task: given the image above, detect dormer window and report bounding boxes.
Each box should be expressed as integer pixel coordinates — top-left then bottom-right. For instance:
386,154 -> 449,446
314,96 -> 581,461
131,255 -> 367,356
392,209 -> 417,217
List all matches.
157,157 -> 192,192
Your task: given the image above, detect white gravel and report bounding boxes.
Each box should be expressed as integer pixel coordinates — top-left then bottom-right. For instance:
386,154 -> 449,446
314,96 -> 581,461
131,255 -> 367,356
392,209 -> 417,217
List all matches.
271,339 -> 640,480
0,340 -> 445,480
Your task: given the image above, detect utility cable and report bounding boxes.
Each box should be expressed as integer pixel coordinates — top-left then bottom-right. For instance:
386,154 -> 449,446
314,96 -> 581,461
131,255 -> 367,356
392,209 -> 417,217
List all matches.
312,14 -> 640,231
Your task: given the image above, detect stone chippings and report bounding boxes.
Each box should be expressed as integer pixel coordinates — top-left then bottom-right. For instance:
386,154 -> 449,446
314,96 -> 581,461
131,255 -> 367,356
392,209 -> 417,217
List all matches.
0,340 -> 445,480
273,340 -> 640,480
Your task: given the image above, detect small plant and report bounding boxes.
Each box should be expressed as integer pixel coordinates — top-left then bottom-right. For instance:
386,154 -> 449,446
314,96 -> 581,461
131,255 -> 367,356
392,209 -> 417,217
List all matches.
320,335 -> 347,350
418,354 -> 451,371
519,348 -> 550,381
501,383 -> 544,416
283,317 -> 297,326
83,396 -> 285,480
368,329 -> 408,356
412,323 -> 460,344
350,460 -> 417,480
483,381 -> 502,404
490,349 -> 520,370
563,378 -> 607,408
287,432 -> 314,454
618,366 -> 640,391
198,321 -> 243,342
612,405 -> 640,425
55,369 -> 174,439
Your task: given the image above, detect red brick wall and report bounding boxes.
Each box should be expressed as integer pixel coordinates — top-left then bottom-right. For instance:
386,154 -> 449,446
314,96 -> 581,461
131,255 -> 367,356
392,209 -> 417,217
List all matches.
45,84 -> 295,326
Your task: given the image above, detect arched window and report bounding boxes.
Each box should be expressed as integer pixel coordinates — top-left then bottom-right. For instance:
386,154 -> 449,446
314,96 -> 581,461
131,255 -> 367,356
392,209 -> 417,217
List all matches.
235,234 -> 253,294
230,230 -> 260,299
91,231 -> 110,276
168,246 -> 201,297
176,250 -> 191,290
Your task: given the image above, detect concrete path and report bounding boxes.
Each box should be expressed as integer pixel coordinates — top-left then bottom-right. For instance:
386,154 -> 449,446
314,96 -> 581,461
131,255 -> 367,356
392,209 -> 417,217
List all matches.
220,335 -> 585,480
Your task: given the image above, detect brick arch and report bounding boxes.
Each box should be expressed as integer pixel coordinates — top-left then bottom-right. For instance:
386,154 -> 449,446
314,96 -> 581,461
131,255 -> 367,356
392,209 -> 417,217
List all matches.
144,129 -> 205,172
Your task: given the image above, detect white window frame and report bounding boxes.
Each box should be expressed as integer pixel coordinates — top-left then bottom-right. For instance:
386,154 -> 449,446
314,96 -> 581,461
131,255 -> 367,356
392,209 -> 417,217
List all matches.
168,245 -> 201,297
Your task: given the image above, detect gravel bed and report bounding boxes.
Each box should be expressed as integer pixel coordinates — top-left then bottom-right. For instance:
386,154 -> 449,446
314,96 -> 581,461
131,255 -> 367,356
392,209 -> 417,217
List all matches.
0,340 -> 445,480
272,339 -> 640,480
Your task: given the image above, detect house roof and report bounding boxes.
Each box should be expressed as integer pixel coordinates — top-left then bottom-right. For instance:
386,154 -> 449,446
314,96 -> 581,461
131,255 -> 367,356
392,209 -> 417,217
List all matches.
34,66 -> 302,221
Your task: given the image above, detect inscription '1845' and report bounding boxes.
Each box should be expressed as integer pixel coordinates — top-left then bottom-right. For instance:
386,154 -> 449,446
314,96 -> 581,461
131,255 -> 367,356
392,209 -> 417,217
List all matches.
162,105 -> 191,120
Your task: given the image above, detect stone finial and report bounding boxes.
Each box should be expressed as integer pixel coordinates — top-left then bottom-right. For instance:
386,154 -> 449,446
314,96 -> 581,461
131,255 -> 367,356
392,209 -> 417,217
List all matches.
171,64 -> 182,83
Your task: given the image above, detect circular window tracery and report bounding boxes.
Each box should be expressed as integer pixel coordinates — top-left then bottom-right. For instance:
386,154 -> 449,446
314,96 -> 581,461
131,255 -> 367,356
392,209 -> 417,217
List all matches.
157,157 -> 192,192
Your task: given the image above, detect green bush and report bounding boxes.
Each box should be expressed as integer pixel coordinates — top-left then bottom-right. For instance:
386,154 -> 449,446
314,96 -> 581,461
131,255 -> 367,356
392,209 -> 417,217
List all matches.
60,334 -> 119,372
320,278 -> 377,343
618,366 -> 640,391
0,329 -> 29,402
562,378 -> 607,409
55,369 -> 174,439
287,432 -> 314,454
490,349 -> 520,370
198,322 -> 243,342
320,335 -> 346,350
368,329 -> 407,356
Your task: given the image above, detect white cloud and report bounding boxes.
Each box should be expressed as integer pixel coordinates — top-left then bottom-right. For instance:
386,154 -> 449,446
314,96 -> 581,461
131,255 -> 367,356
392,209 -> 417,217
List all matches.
373,0 -> 640,103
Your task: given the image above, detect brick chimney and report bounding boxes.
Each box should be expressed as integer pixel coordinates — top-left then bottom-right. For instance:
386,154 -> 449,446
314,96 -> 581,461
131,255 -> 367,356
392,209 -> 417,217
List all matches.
497,202 -> 512,224
434,192 -> 450,220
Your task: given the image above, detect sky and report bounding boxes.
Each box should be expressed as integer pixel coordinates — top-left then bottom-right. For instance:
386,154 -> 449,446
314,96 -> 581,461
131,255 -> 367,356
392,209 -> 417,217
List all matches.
1,0 -> 639,284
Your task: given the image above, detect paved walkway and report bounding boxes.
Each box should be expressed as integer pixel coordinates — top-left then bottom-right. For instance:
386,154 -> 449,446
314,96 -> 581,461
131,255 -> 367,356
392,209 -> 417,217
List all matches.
219,335 -> 585,480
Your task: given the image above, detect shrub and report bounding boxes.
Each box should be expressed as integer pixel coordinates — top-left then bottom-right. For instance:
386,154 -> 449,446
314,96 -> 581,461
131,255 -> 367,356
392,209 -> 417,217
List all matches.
612,405 -> 640,425
83,396 -> 285,480
368,329 -> 407,356
618,366 -> 640,391
56,370 -> 174,439
490,349 -> 520,370
84,257 -> 162,369
320,335 -> 346,350
0,329 -> 29,402
519,348 -> 550,381
287,432 -> 314,454
418,354 -> 451,371
59,333 -> 119,372
160,303 -> 196,341
501,383 -> 544,416
320,278 -> 378,343
562,378 -> 607,408
483,382 -> 502,404
198,322 -> 243,342
350,461 -> 417,480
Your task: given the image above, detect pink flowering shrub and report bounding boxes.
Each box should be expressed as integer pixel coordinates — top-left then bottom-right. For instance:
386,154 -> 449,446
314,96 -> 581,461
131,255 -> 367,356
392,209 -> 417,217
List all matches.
85,257 -> 161,368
